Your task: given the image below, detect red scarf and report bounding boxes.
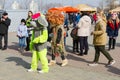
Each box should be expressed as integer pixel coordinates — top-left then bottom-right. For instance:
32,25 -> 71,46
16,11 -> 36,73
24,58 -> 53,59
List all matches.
108,21 -> 119,30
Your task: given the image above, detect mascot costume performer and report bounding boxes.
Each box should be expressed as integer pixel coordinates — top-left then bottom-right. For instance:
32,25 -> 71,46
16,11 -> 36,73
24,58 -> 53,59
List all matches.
46,11 -> 68,67
27,12 -> 49,73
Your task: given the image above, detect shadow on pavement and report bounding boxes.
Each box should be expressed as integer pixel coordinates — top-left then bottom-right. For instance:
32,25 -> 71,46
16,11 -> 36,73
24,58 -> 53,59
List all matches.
8,42 -> 32,57
66,44 -> 94,53
21,52 -> 32,57
106,66 -> 120,76
64,45 -> 91,63
8,42 -> 18,51
6,57 -> 30,69
67,54 -> 91,63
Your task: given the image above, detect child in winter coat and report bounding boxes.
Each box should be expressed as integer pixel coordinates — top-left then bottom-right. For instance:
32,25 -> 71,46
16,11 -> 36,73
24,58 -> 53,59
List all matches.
17,19 -> 28,53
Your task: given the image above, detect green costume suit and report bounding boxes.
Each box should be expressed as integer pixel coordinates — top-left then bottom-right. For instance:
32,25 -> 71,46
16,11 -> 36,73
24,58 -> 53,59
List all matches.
29,13 -> 49,72
30,27 -> 49,72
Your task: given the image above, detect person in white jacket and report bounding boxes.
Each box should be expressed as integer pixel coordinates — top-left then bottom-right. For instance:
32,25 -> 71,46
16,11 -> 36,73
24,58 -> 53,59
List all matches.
77,12 -> 91,56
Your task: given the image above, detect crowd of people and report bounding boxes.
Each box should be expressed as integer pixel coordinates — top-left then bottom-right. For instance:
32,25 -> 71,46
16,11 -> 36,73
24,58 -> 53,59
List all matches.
0,9 -> 119,73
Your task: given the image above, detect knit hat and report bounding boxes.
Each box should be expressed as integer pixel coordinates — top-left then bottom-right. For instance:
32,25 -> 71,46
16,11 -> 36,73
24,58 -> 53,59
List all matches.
32,13 -> 40,19
31,12 -> 48,27
2,12 -> 8,16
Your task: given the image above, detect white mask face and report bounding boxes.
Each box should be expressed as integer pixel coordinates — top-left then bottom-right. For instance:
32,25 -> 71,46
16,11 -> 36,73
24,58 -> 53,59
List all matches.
30,21 -> 37,28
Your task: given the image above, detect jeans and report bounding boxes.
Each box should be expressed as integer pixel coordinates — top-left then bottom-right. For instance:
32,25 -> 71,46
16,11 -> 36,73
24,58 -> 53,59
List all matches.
19,37 -> 26,48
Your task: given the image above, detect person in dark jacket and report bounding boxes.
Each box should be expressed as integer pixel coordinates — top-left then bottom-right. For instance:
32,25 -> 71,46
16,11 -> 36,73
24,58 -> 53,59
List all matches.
0,12 -> 11,50
70,27 -> 79,53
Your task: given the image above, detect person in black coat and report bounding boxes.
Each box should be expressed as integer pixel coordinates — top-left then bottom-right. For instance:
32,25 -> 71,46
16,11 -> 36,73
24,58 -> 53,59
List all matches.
0,12 -> 11,50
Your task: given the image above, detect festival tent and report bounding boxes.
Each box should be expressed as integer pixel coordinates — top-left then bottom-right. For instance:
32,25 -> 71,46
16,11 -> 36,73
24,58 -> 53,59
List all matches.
48,6 -> 79,13
62,6 -> 79,13
109,7 -> 120,12
48,7 -> 63,12
75,4 -> 96,11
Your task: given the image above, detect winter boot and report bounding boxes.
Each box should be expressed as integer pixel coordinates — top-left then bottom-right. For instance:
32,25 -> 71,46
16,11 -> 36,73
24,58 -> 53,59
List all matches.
112,39 -> 116,49
61,59 -> 68,67
108,38 -> 112,51
48,60 -> 56,66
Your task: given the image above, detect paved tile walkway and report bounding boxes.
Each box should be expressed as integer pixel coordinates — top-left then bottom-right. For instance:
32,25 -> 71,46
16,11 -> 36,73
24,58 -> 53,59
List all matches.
0,31 -> 120,80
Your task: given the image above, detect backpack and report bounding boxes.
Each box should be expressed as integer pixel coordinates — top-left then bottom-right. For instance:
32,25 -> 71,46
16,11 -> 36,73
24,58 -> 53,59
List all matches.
70,28 -> 78,39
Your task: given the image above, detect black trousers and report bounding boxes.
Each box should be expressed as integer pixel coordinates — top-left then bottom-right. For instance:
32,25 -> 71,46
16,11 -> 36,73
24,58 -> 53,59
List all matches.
79,36 -> 89,54
25,35 -> 31,51
108,38 -> 116,50
73,39 -> 79,52
0,33 -> 8,48
94,45 -> 113,63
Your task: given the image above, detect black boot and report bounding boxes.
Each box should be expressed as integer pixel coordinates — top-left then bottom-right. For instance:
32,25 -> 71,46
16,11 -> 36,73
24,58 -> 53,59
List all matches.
108,38 -> 112,51
73,48 -> 75,53
112,39 -> 116,49
84,50 -> 88,55
79,50 -> 83,56
76,50 -> 79,53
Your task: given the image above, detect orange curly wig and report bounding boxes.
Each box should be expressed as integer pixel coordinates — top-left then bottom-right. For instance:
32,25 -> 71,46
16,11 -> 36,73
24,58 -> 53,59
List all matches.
46,11 -> 64,25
